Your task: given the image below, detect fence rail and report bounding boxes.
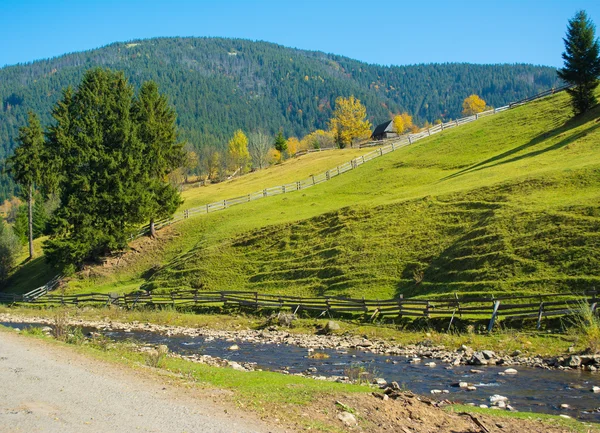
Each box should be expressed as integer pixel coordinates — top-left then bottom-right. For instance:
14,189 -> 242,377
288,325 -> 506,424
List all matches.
3,287 -> 596,330
135,85 -> 570,237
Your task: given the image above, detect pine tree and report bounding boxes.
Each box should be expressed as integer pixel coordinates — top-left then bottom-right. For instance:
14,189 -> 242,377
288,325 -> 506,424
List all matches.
132,81 -> 184,238
557,10 -> 600,115
8,111 -> 45,260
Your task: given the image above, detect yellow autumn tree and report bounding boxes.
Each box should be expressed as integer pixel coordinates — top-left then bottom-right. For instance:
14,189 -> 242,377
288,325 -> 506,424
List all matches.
287,137 -> 300,156
392,112 -> 413,134
462,94 -> 486,116
227,130 -> 251,173
328,96 -> 372,148
301,129 -> 335,150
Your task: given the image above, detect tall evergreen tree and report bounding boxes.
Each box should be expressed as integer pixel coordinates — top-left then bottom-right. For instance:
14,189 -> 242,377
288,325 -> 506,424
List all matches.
44,69 -> 147,268
8,111 -> 45,260
132,81 -> 184,238
557,10 -> 600,115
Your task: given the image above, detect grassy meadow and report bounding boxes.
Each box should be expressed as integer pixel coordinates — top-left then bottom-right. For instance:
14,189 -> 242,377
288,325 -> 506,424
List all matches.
5,89 -> 600,300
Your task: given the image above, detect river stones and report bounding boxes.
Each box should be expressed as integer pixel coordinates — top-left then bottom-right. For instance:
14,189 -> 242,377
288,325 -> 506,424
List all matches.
425,362 -> 436,367
567,355 -> 581,368
323,321 -> 340,333
469,352 -> 488,365
228,344 -> 239,351
482,350 -> 496,359
592,386 -> 600,393
503,368 -> 518,375
489,395 -> 508,404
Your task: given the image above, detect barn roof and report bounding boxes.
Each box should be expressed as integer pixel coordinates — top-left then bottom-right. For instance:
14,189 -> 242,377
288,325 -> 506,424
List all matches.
372,120 -> 395,136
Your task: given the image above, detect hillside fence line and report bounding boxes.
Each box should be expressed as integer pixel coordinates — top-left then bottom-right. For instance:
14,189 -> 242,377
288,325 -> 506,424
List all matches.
136,84 -> 571,237
0,287 -> 596,331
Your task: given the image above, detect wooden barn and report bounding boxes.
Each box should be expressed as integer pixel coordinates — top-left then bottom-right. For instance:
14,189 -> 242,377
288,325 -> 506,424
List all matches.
371,120 -> 397,140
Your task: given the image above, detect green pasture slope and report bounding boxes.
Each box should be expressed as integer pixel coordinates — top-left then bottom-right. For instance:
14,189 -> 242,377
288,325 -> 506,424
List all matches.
10,89 -> 600,299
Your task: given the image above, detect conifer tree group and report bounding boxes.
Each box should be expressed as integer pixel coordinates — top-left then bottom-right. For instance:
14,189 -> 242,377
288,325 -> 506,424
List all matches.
9,68 -> 183,270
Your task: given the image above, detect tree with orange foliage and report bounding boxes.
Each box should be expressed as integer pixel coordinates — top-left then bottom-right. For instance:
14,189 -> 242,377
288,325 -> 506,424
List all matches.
462,94 -> 486,116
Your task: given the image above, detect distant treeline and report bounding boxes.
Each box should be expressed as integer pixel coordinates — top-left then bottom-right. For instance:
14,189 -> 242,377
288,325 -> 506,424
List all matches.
0,37 -> 561,200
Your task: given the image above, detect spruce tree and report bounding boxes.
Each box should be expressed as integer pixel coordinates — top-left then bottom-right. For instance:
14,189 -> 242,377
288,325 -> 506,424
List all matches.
274,130 -> 288,155
44,69 -> 147,267
557,10 -> 600,115
8,111 -> 45,260
132,81 -> 183,238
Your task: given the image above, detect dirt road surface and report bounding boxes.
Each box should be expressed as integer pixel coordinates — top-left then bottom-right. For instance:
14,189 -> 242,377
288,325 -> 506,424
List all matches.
0,330 -> 282,433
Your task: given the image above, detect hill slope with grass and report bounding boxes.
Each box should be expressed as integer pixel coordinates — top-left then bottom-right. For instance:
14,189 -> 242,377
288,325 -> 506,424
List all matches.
7,89 -> 600,299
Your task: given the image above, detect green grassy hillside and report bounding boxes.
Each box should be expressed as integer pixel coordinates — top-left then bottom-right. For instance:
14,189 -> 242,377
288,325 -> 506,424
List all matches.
11,89 -> 600,299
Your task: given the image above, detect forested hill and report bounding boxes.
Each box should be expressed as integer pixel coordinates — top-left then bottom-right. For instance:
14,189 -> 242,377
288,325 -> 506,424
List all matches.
0,37 -> 560,200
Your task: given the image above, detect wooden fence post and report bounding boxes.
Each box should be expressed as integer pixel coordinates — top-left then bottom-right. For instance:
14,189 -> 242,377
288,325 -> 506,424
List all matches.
282,185 -> 286,193
326,170 -> 330,180
206,204 -> 209,213
440,123 -> 444,130
408,136 -> 412,144
311,175 -> 315,185
397,294 -> 403,319
487,300 -> 501,332
427,128 -> 431,136
254,292 -> 259,310
536,302 -> 545,330
454,293 -> 462,317
263,189 -> 267,197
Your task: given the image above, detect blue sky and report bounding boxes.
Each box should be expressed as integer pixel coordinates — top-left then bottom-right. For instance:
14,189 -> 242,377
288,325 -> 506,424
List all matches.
1,0 -> 599,68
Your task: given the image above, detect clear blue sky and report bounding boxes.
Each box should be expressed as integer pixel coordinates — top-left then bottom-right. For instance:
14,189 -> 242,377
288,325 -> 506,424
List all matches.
1,0 -> 599,68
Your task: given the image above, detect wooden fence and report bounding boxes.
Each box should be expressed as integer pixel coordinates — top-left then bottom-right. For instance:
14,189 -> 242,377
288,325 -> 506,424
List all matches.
135,85 -> 571,237
4,287 -> 596,330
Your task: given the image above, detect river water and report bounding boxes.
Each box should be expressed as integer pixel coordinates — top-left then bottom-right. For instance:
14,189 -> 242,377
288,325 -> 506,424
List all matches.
4,321 -> 600,422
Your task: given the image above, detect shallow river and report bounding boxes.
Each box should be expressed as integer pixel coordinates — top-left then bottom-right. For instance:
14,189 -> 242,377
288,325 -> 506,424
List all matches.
4,321 -> 600,422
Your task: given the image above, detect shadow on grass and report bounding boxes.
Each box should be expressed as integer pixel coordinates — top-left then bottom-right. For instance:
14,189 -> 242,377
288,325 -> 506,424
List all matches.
1,256 -> 56,295
441,106 -> 600,182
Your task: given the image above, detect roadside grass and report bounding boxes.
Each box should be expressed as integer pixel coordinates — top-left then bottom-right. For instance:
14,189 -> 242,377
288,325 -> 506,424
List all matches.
4,89 -> 600,300
447,404 -> 599,433
0,305 -> 581,356
2,324 -> 596,433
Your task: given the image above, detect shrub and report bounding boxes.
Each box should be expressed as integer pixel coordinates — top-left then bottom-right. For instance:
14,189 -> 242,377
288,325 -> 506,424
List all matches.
144,344 -> 169,368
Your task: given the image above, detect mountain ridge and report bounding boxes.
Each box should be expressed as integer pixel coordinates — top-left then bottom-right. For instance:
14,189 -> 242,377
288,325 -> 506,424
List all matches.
0,36 -> 561,200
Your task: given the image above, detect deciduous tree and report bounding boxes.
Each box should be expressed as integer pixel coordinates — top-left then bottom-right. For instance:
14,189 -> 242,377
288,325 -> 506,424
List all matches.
0,220 -> 20,283
248,131 -> 272,170
462,94 -> 486,116
328,96 -> 371,148
558,10 -> 600,115
392,112 -> 413,134
227,130 -> 251,174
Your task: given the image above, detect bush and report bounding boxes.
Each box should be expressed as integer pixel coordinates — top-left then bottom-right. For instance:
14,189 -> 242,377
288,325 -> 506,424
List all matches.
569,302 -> 600,353
144,344 -> 169,368
0,221 -> 21,283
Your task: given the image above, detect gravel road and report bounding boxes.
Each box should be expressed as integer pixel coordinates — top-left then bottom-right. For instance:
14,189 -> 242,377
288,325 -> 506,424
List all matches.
0,330 -> 283,433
